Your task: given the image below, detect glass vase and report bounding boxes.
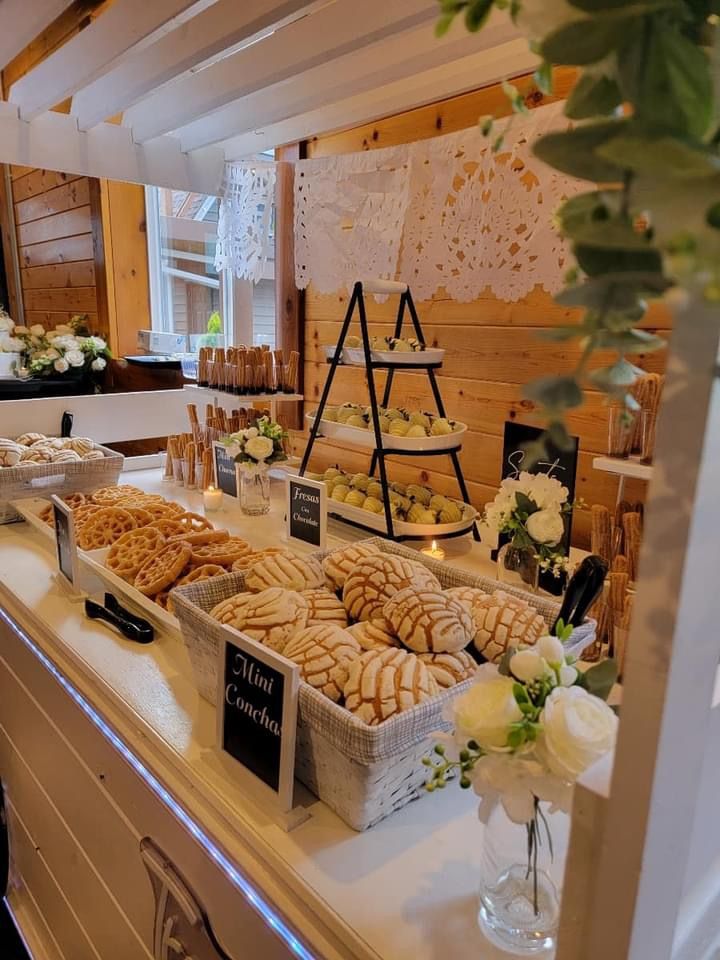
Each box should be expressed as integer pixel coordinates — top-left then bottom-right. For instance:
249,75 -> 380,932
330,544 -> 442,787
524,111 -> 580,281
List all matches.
238,465 -> 270,516
497,543 -> 540,593
478,801 -> 569,956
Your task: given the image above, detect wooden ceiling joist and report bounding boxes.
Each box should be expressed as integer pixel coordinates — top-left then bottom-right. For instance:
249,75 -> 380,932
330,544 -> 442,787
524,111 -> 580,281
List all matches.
0,0 -> 76,73
220,38 -> 538,158
121,0 -> 442,144
175,14 -> 519,153
70,0 -> 321,131
7,0 -> 215,121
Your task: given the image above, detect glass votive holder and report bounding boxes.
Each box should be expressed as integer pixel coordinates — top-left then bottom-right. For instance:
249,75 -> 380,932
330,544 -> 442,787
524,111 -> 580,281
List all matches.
608,407 -> 647,458
172,457 -> 185,485
181,459 -> 197,489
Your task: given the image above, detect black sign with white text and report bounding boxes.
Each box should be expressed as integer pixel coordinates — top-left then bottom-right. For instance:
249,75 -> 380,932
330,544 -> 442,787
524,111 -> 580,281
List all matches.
212,442 -> 238,497
287,476 -> 326,549
52,495 -> 79,588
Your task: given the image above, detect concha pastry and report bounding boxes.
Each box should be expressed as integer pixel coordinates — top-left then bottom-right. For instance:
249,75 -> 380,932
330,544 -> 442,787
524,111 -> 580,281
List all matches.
82,449 -> 105,461
344,648 -> 438,725
15,432 -> 46,446
69,437 -> 95,456
283,624 -> 361,701
0,440 -> 23,467
210,587 -> 309,653
300,588 -> 349,627
245,551 -> 325,593
51,449 -> 81,463
346,618 -> 401,651
20,447 -> 52,463
384,586 -> 473,653
447,587 -> 546,662
322,541 -> 381,590
418,651 -> 477,688
231,546 -> 286,573
342,553 -> 441,622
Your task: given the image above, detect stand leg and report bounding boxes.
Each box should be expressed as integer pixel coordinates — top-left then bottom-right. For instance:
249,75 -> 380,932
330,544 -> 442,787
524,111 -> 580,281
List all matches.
299,284 -> 359,476
449,449 -> 481,540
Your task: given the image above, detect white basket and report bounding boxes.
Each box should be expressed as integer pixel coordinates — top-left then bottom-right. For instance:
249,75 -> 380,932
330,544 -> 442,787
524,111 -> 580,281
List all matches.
172,539 -> 596,831
0,442 -> 124,523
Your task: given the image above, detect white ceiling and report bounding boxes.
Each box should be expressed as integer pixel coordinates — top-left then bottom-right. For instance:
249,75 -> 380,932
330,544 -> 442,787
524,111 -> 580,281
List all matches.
0,0 -> 536,190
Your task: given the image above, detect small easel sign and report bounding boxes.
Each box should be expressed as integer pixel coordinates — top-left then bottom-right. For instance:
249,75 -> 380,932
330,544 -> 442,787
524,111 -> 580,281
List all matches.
51,494 -> 81,593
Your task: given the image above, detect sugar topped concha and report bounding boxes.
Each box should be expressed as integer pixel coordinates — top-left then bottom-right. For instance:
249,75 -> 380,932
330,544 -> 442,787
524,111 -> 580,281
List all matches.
418,651 -> 477,688
383,586 -> 473,653
300,588 -> 349,627
447,587 -> 546,662
283,624 -> 361,701
344,648 -> 438,725
322,541 -> 381,590
0,439 -> 23,467
343,553 -> 441,622
210,587 -> 309,653
245,551 -> 325,593
346,618 -> 401,651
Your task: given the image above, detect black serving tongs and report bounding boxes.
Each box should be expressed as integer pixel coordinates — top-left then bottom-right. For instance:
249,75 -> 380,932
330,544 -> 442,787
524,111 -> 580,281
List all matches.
85,592 -> 155,644
551,555 -> 609,634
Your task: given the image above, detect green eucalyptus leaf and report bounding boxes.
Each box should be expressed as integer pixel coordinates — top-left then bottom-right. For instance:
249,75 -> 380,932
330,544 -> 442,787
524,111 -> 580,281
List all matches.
573,243 -> 663,276
541,13 -> 640,65
498,647 -> 518,677
533,120 -> 629,182
589,358 -> 644,389
566,72 -> 623,118
583,658 -> 618,701
435,11 -> 456,37
524,375 -> 584,411
570,220 -> 653,250
597,134 -> 720,179
534,60 -> 554,95
706,202 -> 720,229
555,272 -> 671,312
516,491 -> 541,516
465,0 -> 494,31
570,0 -> 680,7
547,420 -> 577,451
595,329 -> 666,352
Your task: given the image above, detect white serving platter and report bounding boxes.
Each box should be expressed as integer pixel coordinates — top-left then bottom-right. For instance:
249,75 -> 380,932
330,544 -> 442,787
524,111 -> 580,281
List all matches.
327,496 -> 477,538
306,412 -> 466,452
324,345 -> 445,366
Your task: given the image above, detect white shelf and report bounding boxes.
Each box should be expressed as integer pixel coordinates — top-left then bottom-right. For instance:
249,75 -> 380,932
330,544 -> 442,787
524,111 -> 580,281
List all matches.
184,384 -> 303,403
593,456 -> 654,481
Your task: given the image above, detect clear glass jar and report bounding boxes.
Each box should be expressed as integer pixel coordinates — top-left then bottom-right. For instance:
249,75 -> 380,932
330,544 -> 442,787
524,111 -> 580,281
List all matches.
238,465 -> 270,516
497,542 -> 540,593
478,801 -> 569,956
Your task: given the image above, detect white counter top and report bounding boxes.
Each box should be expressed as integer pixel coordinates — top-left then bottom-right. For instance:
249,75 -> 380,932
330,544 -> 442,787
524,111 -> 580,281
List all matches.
0,469 -> 528,960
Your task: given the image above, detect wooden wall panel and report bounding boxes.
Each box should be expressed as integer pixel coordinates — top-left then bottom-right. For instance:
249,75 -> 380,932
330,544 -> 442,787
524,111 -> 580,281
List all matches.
301,68 -> 670,549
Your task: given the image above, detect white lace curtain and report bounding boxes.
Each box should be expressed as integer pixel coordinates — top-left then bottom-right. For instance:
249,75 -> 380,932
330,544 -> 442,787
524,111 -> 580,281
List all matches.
215,162 -> 277,283
294,102 -> 584,303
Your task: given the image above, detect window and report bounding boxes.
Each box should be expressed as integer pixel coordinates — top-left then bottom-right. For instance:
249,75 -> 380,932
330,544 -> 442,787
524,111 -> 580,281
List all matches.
145,186 -> 275,350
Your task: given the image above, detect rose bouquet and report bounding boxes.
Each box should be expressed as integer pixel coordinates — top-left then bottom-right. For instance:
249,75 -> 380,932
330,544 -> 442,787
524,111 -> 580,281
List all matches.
480,471 -> 575,577
426,625 -> 617,922
0,314 -> 110,380
223,416 -> 288,472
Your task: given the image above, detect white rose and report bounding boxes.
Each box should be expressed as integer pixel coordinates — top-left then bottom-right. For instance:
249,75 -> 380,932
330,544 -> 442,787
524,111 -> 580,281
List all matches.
526,508 -> 565,545
245,427 -> 259,439
471,753 -> 573,824
537,635 -> 565,666
453,666 -> 522,751
30,324 -> 45,337
91,357 -> 106,371
244,435 -> 274,461
538,686 -> 618,782
53,324 -> 72,335
516,471 -> 568,511
13,325 -> 29,335
90,336 -> 106,350
510,649 -> 548,683
0,335 -> 25,352
65,349 -> 85,368
53,358 -> 69,374
559,665 -> 578,687
0,316 -> 13,333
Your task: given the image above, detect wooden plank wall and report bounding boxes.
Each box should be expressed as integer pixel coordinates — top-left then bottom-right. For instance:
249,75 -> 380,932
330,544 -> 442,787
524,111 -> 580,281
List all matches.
298,69 -> 672,548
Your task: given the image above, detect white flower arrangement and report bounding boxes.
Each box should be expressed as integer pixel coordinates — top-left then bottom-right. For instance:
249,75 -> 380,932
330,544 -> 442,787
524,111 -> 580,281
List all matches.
223,416 -> 288,471
0,313 -> 111,379
480,471 -> 577,577
426,624 -> 617,913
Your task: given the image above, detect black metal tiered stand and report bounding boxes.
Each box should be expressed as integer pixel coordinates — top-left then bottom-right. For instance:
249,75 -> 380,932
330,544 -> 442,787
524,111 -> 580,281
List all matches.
299,279 -> 481,542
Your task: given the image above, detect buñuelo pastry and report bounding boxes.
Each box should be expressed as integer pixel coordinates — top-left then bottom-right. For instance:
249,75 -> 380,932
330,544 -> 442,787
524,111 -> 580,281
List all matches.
344,648 -> 438,725
106,527 -> 167,582
383,586 -> 473,653
135,541 -> 192,596
283,624 -> 361,701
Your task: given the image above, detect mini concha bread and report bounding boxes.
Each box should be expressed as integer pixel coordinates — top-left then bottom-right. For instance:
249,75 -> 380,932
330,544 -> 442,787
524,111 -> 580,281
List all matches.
15,432 -> 46,446
283,624 -> 361,701
343,553 -> 441,622
384,586 -> 473,653
344,648 -> 438,725
346,618 -> 401,651
245,551 -> 325,593
210,587 -> 309,653
300,588 -> 349,627
51,449 -> 81,463
447,587 -> 546,662
69,437 -> 95,456
0,439 -> 23,467
322,541 -> 381,590
418,651 -> 477,688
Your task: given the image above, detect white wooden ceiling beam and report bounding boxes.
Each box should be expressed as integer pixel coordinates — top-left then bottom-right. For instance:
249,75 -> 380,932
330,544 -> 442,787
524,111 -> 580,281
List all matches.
8,0 -> 217,121
0,0 -> 74,73
0,102 -> 224,195
179,15 -> 519,153
122,0 -> 440,143
71,0 -> 321,130
219,39 -> 537,158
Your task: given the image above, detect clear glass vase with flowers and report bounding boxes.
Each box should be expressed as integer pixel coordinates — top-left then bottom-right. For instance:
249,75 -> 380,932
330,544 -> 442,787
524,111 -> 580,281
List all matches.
223,416 -> 288,515
1,313 -> 111,382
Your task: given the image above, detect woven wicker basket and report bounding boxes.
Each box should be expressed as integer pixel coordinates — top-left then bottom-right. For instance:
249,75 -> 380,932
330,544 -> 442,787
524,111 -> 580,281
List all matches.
0,443 -> 124,523
172,538 -> 595,831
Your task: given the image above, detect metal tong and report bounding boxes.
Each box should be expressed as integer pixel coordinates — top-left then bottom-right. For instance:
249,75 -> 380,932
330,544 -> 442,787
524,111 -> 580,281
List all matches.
85,593 -> 155,644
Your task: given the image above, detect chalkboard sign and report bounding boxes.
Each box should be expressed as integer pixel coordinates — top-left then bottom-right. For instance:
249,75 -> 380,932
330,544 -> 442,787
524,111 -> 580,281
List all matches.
52,494 -> 79,588
212,442 -> 238,497
287,475 -> 327,549
499,423 -> 579,595
217,633 -> 299,812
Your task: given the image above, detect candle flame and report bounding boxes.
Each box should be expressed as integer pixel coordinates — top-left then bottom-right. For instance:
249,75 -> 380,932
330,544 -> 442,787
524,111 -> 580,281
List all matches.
431,539 -> 438,551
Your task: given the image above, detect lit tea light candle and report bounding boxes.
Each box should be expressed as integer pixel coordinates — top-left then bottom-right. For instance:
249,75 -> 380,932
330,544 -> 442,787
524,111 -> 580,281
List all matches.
202,485 -> 223,512
421,539 -> 446,561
